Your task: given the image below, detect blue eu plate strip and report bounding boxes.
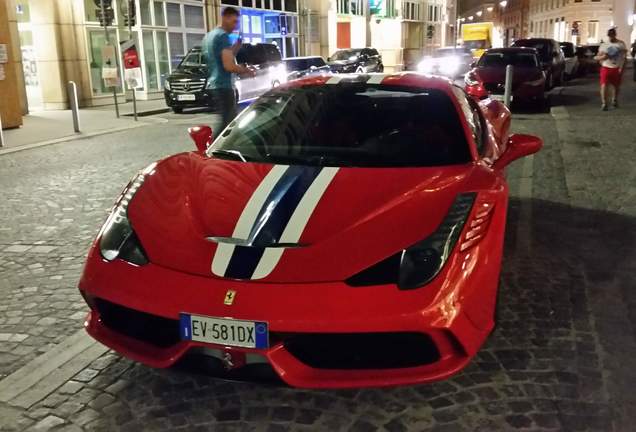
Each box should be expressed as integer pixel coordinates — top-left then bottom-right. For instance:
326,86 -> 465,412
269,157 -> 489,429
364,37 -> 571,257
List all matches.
255,322 -> 268,349
180,314 -> 192,340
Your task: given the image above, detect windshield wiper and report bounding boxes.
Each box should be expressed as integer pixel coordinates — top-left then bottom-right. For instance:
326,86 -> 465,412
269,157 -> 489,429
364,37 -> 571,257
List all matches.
209,149 -> 248,162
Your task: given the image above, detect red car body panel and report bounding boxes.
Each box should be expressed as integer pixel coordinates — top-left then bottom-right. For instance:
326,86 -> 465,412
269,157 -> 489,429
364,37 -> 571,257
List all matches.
78,73 -> 537,388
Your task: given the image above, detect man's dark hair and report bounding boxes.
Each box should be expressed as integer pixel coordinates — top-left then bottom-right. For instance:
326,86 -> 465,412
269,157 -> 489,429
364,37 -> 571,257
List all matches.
608,28 -> 617,36
222,7 -> 240,17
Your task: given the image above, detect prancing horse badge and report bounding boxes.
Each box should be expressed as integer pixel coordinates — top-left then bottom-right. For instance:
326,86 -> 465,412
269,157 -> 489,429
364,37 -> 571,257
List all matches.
224,289 -> 236,305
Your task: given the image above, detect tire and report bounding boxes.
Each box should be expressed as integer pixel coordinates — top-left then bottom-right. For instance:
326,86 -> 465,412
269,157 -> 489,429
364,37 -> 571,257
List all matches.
377,64 -> 384,73
171,107 -> 183,114
557,70 -> 565,86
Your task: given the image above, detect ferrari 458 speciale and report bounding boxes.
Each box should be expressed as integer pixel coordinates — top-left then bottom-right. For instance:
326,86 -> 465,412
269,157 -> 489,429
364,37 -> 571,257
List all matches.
79,73 -> 542,388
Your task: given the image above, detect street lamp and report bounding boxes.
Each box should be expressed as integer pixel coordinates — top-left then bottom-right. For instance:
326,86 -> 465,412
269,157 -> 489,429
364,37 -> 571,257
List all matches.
499,0 -> 508,7
476,11 -> 483,17
487,6 -> 494,12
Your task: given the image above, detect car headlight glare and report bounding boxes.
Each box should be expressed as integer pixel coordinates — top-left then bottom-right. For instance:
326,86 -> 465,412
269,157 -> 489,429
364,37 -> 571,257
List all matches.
98,163 -> 156,265
398,193 -> 476,290
417,58 -> 435,73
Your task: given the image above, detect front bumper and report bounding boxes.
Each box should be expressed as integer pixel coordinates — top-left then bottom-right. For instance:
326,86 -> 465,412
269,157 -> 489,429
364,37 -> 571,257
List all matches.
79,199 -> 506,388
163,89 -> 213,109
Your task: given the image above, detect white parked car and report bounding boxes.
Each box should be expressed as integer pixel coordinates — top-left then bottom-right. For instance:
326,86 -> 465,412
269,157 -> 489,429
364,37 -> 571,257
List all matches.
560,42 -> 579,79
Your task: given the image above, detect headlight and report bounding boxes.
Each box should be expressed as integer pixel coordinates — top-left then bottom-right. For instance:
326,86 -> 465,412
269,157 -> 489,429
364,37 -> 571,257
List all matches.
439,56 -> 460,75
398,193 -> 475,289
346,193 -> 476,289
164,80 -> 171,91
417,58 -> 435,73
98,162 -> 157,265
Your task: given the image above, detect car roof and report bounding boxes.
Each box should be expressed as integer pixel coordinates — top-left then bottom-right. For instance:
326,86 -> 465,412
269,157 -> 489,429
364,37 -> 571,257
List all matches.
514,38 -> 555,43
485,47 -> 538,54
280,73 -> 456,93
284,56 -> 323,60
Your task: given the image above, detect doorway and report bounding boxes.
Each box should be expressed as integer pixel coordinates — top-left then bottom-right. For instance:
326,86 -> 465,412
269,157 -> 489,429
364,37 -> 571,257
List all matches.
16,0 -> 42,111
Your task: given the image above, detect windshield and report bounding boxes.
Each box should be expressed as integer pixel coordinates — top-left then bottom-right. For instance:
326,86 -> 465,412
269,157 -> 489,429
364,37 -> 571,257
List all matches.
513,40 -> 550,60
464,40 -> 486,50
285,58 -> 326,71
331,49 -> 362,61
179,50 -> 203,68
434,48 -> 469,57
479,51 -> 539,68
207,85 -> 471,168
560,43 -> 574,57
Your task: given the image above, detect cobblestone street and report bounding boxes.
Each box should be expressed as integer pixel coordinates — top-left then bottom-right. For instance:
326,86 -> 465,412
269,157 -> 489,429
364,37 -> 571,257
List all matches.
0,77 -> 635,431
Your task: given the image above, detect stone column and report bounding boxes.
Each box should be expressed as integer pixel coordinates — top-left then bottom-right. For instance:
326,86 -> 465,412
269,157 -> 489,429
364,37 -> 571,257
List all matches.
29,0 -> 90,109
0,0 -> 24,128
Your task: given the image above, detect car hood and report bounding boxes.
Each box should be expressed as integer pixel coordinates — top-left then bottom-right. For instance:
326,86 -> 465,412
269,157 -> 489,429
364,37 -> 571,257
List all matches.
127,153 -> 477,283
329,60 -> 357,67
477,67 -> 542,84
168,67 -> 207,81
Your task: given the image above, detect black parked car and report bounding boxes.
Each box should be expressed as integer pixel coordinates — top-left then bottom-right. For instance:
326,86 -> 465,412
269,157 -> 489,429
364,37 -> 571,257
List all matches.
284,56 -> 330,80
327,48 -> 384,73
512,38 -> 565,88
164,43 -> 286,113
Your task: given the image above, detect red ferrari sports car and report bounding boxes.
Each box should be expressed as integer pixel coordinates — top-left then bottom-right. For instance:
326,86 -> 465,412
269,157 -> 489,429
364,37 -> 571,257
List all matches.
79,73 -> 542,388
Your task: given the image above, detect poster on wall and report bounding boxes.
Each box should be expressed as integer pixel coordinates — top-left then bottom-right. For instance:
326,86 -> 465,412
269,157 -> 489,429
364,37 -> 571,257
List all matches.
120,39 -> 143,89
101,44 -> 120,88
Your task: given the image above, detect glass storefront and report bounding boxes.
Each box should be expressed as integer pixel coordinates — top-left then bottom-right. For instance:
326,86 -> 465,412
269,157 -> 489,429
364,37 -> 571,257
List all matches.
222,1 -> 300,58
82,0 -> 206,98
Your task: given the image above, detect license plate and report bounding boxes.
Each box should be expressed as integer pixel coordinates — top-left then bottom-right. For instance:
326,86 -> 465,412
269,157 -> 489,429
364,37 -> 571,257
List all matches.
177,94 -> 196,101
180,314 -> 268,349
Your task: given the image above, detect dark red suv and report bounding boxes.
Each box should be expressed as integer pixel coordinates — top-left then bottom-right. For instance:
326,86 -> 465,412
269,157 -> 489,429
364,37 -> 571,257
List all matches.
512,38 -> 565,89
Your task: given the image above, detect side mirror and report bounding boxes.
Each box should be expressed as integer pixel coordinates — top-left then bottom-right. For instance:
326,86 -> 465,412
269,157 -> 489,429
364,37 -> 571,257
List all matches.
470,61 -> 477,68
493,134 -> 542,170
188,125 -> 213,154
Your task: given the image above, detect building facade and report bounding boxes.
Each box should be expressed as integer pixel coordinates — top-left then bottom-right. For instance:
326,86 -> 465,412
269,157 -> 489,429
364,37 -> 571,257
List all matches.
5,0 -> 459,116
526,0 -> 614,45
458,0 -> 635,48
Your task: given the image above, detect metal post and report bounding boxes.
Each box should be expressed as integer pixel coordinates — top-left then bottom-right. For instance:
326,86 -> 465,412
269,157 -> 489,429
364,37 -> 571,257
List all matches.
504,64 -> 514,107
100,0 -> 120,118
67,81 -> 81,132
128,0 -> 137,121
0,113 -> 4,148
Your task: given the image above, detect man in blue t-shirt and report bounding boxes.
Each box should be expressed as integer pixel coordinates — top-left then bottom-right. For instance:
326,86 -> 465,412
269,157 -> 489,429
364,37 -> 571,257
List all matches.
202,7 -> 254,131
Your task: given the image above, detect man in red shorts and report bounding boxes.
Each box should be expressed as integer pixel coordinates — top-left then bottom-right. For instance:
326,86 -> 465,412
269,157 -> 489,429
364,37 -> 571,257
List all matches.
595,27 -> 627,111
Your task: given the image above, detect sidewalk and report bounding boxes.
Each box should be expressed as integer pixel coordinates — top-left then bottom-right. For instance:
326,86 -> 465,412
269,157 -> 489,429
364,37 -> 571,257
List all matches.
0,99 -> 168,154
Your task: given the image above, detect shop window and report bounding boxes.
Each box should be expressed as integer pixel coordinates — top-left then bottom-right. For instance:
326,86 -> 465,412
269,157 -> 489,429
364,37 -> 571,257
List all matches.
252,15 -> 262,33
167,3 -> 181,26
156,31 -> 170,87
140,0 -> 152,25
154,1 -> 166,26
186,33 -> 204,49
87,28 -> 123,95
285,0 -> 297,12
143,31 -> 158,90
169,32 -> 184,67
184,5 -> 204,28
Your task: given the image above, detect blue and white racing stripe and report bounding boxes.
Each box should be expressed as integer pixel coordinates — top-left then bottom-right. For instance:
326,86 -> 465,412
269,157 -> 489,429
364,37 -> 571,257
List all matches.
211,165 -> 339,280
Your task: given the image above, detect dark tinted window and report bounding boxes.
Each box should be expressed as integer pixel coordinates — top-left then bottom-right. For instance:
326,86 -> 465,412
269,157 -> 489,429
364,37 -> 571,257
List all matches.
479,51 -> 539,68
331,49 -> 362,61
513,40 -> 551,60
264,44 -> 282,62
208,85 -> 471,167
179,49 -> 202,67
285,57 -> 326,71
560,43 -> 574,57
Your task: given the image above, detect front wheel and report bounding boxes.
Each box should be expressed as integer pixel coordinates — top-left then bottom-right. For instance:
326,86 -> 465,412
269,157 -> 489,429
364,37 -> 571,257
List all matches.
377,64 -> 384,73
